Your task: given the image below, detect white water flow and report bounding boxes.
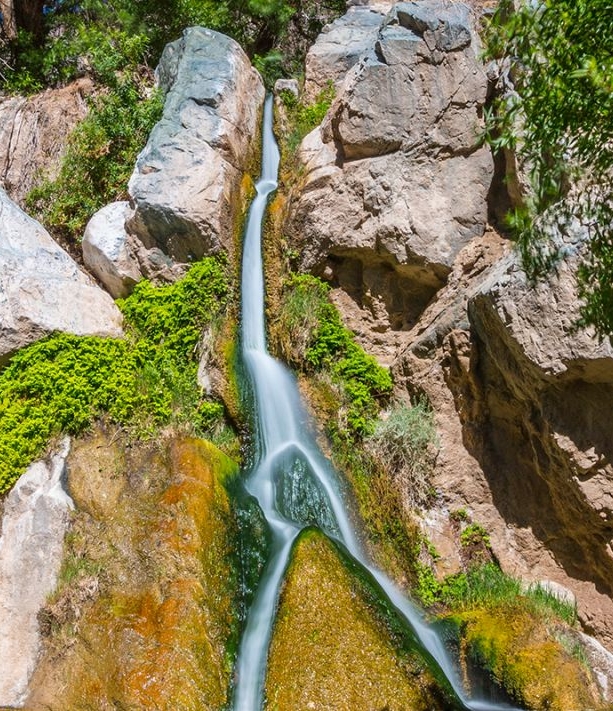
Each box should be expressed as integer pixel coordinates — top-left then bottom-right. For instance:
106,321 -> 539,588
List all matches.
232,95 -> 522,711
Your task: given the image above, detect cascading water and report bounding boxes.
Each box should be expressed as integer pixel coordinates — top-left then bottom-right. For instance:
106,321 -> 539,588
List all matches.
232,95 -> 522,711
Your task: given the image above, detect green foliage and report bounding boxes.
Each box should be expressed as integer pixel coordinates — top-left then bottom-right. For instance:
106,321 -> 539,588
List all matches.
277,273 -> 392,436
485,0 -> 613,336
25,78 -> 163,243
279,82 -> 335,154
460,523 -> 491,549
366,400 -> 438,508
0,258 -> 230,495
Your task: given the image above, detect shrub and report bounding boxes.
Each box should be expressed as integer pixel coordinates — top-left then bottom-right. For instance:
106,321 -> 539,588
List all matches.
26,78 -> 163,244
365,400 -> 438,508
279,82 -> 335,155
0,258 -> 230,495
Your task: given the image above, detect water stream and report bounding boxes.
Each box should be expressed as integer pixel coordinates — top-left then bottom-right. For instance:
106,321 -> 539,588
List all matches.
232,95 -> 521,711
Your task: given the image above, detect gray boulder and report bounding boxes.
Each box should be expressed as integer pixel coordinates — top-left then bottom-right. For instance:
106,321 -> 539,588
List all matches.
82,201 -> 143,299
0,439 -> 73,706
303,6 -> 388,101
127,27 -> 265,263
289,0 -> 493,342
0,188 -> 123,361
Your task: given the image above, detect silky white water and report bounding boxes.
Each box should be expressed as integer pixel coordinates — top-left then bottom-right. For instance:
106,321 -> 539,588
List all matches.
231,95 -> 522,711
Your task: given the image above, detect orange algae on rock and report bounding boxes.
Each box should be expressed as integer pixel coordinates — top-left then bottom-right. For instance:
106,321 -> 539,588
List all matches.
25,429 -> 240,711
265,528 -> 451,711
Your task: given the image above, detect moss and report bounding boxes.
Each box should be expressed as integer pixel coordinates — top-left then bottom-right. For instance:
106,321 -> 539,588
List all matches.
26,429 -> 240,711
265,529 -> 455,711
446,605 -> 604,710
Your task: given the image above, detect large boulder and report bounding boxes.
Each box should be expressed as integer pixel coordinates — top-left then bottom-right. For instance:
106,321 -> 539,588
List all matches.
0,79 -> 92,206
0,439 -> 73,707
127,27 -> 265,263
393,222 -> 613,652
0,188 -> 123,361
288,1 -> 493,362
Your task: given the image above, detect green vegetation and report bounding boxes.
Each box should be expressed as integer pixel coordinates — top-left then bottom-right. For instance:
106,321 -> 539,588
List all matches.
275,273 -> 392,436
366,399 -> 438,508
26,79 -> 163,243
1,0 -> 345,93
278,81 -> 335,154
0,257 -> 232,495
485,0 -> 613,336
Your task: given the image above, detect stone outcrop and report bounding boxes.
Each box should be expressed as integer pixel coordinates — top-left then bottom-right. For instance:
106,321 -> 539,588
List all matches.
127,27 -> 265,263
289,0 -> 493,363
393,222 -> 613,649
82,202 -> 144,299
0,188 -> 123,361
0,79 -> 92,206
0,438 -> 73,707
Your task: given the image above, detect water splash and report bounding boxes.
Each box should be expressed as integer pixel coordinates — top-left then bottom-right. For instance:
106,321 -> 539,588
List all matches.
231,95 -> 523,711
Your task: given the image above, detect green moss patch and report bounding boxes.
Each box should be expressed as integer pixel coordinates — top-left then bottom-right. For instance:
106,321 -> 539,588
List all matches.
265,529 -> 455,711
0,257 -> 235,495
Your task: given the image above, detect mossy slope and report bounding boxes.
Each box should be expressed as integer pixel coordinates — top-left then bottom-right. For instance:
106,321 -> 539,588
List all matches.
265,528 -> 454,711
25,429 -> 239,711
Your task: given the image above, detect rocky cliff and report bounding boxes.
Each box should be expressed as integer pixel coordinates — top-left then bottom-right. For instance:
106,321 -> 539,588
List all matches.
288,0 -> 613,660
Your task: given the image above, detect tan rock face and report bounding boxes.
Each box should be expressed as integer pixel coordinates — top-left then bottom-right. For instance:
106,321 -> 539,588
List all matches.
289,1 -> 493,362
393,224 -> 613,651
0,79 -> 92,206
0,188 -> 123,362
127,26 -> 265,263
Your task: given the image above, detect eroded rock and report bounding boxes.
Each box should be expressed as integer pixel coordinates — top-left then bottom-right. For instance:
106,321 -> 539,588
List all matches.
0,79 -> 92,206
0,188 -> 123,361
127,27 -> 265,263
0,438 -> 73,707
393,223 -> 613,651
289,1 -> 493,362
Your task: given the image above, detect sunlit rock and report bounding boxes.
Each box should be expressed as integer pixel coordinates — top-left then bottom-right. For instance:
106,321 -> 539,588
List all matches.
0,188 -> 123,361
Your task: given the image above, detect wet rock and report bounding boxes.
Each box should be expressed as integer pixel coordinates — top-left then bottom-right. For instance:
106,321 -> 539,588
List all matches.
127,27 -> 265,263
266,528 -> 452,710
82,201 -> 143,298
26,432 -> 241,711
0,188 -> 123,361
0,79 -> 92,206
289,0 -> 493,361
0,438 -> 73,707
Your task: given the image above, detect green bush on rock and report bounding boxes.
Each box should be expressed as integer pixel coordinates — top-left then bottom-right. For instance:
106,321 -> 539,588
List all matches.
0,258 -> 231,495
275,273 -> 392,436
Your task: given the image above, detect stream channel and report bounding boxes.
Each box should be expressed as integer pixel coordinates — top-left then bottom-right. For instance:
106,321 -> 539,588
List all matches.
231,96 -> 522,711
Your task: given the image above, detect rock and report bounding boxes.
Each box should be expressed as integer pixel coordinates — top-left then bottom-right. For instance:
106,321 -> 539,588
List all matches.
393,223 -> 613,650
0,189 -> 123,361
274,78 -> 300,97
127,27 -> 265,263
82,202 -> 143,298
265,528 -> 451,710
289,0 -> 493,362
303,6 -> 387,102
0,79 -> 92,206
0,438 -> 73,707
26,433 -> 241,711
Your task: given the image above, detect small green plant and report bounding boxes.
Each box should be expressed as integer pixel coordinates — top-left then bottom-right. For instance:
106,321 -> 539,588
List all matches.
0,258 -> 231,495
460,523 -> 491,549
366,400 -> 438,508
279,82 -> 336,155
275,273 -> 392,437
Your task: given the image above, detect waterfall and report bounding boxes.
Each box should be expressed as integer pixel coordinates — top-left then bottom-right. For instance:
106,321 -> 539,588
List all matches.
231,95 -> 522,711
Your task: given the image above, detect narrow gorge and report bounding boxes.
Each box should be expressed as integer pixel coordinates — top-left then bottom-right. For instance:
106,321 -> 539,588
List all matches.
1,1 -> 613,710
